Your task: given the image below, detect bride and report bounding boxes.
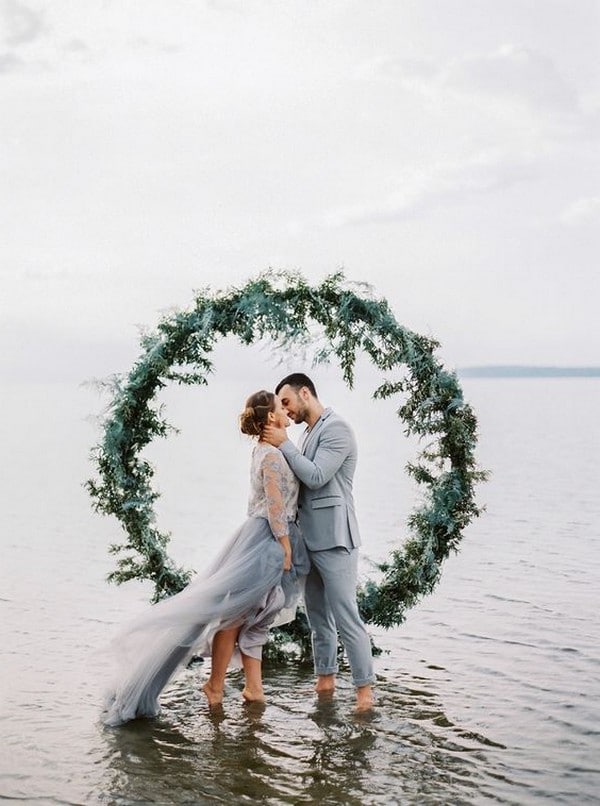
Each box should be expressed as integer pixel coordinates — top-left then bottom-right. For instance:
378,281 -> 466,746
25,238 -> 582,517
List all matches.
103,390 -> 309,726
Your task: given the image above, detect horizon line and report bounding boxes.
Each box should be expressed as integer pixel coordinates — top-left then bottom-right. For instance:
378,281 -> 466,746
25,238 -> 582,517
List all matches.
458,365 -> 600,378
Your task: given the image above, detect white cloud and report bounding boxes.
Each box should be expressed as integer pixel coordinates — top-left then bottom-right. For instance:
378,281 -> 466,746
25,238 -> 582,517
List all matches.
0,50 -> 21,71
323,41 -> 595,232
317,150 -> 536,229
560,196 -> 600,226
0,0 -> 45,46
1,2 -> 598,365
366,43 -> 587,138
441,44 -> 580,117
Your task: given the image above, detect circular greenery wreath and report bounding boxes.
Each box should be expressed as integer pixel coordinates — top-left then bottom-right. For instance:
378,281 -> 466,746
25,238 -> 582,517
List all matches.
88,271 -> 485,658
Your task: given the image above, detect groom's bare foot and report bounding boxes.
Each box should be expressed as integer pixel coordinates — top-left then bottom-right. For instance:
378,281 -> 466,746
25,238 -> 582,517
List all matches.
202,681 -> 224,707
315,674 -> 336,696
355,684 -> 374,712
242,686 -> 265,704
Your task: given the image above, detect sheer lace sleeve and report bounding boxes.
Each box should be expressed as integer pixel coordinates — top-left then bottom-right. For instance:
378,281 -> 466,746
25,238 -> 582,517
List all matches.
247,443 -> 299,527
260,451 -> 290,539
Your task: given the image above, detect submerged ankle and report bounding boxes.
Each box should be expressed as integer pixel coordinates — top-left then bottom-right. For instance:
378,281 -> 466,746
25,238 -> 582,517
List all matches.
242,686 -> 265,702
315,674 -> 336,692
202,681 -> 224,705
355,685 -> 374,711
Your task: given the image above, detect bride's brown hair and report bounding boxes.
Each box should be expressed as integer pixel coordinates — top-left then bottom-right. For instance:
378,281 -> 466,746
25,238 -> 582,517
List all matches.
239,390 -> 276,437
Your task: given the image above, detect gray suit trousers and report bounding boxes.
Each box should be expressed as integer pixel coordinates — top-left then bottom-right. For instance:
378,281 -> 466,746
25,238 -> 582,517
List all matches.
304,546 -> 375,687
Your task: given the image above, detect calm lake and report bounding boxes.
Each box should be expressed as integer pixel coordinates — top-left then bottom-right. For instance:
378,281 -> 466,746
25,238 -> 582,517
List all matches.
1,362 -> 598,804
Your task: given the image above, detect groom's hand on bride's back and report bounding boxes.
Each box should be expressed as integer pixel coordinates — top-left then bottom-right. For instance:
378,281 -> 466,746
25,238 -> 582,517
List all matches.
263,425 -> 287,447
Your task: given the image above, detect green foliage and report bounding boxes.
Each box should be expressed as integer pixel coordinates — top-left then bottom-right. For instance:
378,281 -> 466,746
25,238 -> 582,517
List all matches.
88,271 -> 486,656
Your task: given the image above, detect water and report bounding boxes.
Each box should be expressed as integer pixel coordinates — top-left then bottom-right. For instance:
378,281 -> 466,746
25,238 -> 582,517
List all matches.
1,367 -> 599,804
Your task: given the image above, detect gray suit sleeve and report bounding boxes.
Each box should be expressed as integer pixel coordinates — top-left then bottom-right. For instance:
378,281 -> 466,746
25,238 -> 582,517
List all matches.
279,423 -> 351,489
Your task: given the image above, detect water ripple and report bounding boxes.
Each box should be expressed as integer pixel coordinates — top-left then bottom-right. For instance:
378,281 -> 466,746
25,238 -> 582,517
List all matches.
67,666 -> 522,806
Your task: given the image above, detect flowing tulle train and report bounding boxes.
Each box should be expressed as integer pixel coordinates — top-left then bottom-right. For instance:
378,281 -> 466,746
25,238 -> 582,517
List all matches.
103,518 -> 308,726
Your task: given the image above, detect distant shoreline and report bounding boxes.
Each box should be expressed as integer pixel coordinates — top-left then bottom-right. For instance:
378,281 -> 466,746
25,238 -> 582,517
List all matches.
458,366 -> 600,378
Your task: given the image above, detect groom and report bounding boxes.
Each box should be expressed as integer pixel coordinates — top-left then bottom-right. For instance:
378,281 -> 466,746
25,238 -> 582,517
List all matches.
263,372 -> 374,711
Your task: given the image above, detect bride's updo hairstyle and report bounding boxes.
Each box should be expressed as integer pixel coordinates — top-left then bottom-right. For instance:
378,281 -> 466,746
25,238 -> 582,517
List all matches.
239,390 -> 276,438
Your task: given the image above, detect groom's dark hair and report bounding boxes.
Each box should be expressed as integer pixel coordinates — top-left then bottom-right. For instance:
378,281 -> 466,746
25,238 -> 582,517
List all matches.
275,373 -> 318,398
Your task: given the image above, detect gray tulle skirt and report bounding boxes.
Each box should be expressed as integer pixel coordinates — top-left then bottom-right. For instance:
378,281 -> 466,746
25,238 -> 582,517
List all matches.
103,518 -> 308,726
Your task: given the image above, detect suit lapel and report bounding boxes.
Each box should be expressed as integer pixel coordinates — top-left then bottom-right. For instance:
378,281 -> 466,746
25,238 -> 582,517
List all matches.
301,408 -> 332,456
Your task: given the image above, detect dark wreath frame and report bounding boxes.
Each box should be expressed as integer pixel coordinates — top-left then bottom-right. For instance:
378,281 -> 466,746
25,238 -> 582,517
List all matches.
87,271 -> 485,657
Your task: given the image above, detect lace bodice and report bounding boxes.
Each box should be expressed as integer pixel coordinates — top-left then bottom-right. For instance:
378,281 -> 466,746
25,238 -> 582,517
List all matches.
247,443 -> 299,538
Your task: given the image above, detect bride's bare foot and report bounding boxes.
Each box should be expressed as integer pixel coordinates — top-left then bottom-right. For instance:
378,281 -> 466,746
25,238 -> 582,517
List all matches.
355,685 -> 374,713
202,681 -> 224,707
242,686 -> 265,703
315,674 -> 336,696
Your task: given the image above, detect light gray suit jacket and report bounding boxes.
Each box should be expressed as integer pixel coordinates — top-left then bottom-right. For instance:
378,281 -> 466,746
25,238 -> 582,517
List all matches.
279,408 -> 361,552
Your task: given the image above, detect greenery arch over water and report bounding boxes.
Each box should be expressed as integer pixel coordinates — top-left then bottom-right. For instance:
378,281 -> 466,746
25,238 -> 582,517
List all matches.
87,271 -> 485,649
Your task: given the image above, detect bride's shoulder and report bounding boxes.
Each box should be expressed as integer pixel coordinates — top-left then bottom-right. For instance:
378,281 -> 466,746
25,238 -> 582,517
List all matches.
253,442 -> 281,460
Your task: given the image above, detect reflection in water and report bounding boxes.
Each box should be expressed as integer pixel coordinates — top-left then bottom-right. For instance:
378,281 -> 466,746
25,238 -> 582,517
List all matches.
98,664 -> 516,805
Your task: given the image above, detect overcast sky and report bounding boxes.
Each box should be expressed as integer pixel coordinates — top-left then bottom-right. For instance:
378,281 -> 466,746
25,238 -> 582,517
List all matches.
1,0 -> 599,381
